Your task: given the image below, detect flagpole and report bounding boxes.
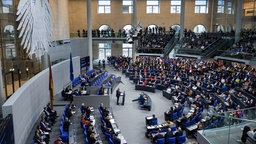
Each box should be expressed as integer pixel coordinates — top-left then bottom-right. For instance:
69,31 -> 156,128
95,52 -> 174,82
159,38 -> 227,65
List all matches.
70,47 -> 74,90
48,54 -> 54,109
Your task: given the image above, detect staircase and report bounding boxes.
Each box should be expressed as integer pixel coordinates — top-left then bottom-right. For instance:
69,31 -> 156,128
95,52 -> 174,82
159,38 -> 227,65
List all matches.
163,36 -> 179,57
203,38 -> 234,58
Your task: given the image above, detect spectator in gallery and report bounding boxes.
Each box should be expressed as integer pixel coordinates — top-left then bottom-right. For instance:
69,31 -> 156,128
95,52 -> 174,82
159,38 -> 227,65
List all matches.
238,126 -> 256,143
77,30 -> 80,37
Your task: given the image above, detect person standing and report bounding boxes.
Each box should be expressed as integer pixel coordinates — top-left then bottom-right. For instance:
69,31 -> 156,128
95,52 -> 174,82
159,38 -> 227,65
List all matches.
121,91 -> 125,105
116,88 -> 121,105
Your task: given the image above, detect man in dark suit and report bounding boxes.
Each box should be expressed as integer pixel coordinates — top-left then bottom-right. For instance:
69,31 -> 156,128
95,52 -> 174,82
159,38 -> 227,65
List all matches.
153,129 -> 164,143
116,88 -> 121,105
121,91 -> 125,105
165,128 -> 173,140
174,127 -> 183,137
112,133 -> 121,144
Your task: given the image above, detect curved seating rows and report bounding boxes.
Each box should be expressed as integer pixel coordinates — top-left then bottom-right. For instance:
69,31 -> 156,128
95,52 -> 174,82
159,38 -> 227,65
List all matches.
92,72 -> 108,87
59,104 -> 69,142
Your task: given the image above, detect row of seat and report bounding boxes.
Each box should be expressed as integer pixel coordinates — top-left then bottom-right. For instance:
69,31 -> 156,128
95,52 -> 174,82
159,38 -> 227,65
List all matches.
104,76 -> 116,87
92,72 -> 108,87
150,125 -> 186,144
98,105 -> 125,144
72,76 -> 81,87
71,69 -> 95,87
59,104 -> 69,142
155,136 -> 186,144
86,69 -> 95,76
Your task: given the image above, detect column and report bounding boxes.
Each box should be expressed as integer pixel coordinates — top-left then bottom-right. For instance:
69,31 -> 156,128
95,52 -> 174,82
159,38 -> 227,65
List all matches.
179,0 -> 185,40
235,0 -> 243,42
0,60 -> 4,118
41,53 -> 49,70
132,0 -> 137,62
87,0 -> 93,70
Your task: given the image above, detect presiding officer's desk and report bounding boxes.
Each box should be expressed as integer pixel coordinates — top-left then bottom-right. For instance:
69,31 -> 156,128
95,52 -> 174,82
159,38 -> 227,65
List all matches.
135,84 -> 155,93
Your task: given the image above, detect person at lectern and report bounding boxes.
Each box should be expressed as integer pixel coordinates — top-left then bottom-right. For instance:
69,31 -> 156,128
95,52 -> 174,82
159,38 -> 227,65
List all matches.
116,88 -> 121,105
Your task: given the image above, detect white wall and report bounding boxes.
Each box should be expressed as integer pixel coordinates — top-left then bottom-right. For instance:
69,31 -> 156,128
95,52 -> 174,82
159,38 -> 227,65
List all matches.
50,0 -> 70,41
70,38 -> 89,58
2,56 -> 80,144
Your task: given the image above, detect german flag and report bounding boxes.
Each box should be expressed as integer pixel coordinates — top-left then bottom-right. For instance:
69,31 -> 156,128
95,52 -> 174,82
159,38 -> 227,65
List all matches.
48,55 -> 54,109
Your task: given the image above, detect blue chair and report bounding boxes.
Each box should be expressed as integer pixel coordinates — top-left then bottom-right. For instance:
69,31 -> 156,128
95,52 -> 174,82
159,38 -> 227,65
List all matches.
171,112 -> 178,120
109,138 -> 114,144
213,100 -> 218,107
104,132 -> 112,140
171,126 -> 176,132
151,118 -> 158,125
190,117 -> 195,125
166,137 -> 176,144
85,137 -> 89,144
185,121 -> 190,127
178,109 -> 183,117
160,127 -> 168,132
156,138 -> 165,144
84,130 -> 87,137
59,127 -> 69,142
177,136 -> 186,144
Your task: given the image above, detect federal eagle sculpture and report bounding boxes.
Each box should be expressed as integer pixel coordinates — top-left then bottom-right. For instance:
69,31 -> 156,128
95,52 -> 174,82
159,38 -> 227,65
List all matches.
16,0 -> 52,59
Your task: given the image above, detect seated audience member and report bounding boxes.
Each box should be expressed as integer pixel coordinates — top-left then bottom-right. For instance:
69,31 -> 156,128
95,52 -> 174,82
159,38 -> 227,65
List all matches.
165,107 -> 174,121
40,118 -> 51,132
239,126 -> 255,143
99,103 -> 104,111
63,118 -> 70,132
86,125 -> 95,138
88,133 -> 97,144
99,85 -> 104,95
180,114 -> 188,130
65,105 -> 73,119
61,88 -> 67,100
54,137 -> 64,144
102,107 -> 110,117
112,133 -> 121,144
101,123 -> 114,135
46,103 -> 57,119
247,127 -> 256,139
153,129 -> 164,143
81,103 -> 86,114
165,128 -> 173,140
85,106 -> 92,118
174,127 -> 183,137
166,86 -> 172,93
35,125 -> 49,144
43,107 -> 55,124
81,114 -> 90,126
132,92 -> 147,105
150,114 -> 158,125
34,130 -> 46,144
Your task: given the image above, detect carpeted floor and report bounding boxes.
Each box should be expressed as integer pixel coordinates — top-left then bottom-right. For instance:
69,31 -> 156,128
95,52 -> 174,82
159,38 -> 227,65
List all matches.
26,64 -> 197,144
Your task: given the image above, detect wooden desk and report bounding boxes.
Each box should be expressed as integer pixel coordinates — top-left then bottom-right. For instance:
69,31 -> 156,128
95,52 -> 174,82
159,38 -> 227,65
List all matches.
162,90 -> 172,100
135,84 -> 155,93
109,118 -> 127,144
